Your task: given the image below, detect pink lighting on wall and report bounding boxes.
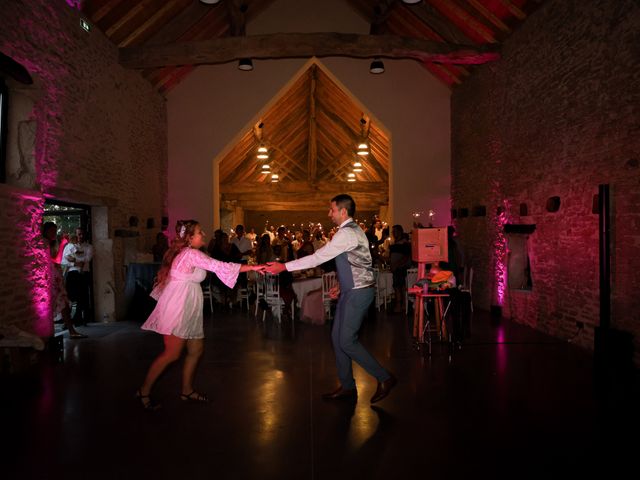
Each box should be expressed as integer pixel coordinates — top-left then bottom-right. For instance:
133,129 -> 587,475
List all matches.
15,193 -> 52,337
493,197 -> 510,307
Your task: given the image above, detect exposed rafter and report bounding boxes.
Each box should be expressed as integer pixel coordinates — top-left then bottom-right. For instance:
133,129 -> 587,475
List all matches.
119,32 -> 500,69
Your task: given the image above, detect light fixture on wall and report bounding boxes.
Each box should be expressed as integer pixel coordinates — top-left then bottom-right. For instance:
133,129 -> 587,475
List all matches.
401,0 -> 422,4
200,0 -> 221,4
238,58 -> 253,71
369,58 -> 384,74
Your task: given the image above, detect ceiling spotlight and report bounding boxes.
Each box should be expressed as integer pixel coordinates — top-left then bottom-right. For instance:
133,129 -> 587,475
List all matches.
369,58 -> 384,74
347,178 -> 356,182
348,173 -> 356,178
200,0 -> 222,4
357,150 -> 369,156
271,173 -> 279,183
257,145 -> 268,153
401,0 -> 422,4
257,153 -> 269,159
238,58 -> 253,71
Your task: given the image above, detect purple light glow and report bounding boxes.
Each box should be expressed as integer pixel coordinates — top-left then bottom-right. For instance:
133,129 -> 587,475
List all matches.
65,0 -> 82,9
493,198 -> 509,306
15,193 -> 52,337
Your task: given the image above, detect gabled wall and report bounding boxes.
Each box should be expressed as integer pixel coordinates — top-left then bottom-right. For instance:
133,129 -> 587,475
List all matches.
451,0 -> 640,361
0,0 -> 167,332
167,0 -> 451,235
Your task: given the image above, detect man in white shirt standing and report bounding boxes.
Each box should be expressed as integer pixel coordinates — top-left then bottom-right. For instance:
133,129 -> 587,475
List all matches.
62,227 -> 94,325
265,194 -> 396,404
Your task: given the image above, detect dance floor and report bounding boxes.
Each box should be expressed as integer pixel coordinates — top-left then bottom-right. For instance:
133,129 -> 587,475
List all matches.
2,307 -> 638,479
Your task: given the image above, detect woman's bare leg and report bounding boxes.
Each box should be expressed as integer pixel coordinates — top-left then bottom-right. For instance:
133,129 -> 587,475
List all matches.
182,338 -> 204,396
140,335 -> 185,396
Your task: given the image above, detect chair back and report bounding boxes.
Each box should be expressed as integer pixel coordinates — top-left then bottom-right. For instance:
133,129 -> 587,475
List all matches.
322,272 -> 337,301
406,267 -> 418,289
264,273 -> 280,300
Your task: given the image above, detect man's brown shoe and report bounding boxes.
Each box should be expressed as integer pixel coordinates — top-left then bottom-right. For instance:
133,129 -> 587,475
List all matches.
370,374 -> 397,404
322,386 -> 357,400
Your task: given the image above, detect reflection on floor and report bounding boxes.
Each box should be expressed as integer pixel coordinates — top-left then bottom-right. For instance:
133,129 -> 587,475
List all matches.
2,307 -> 638,479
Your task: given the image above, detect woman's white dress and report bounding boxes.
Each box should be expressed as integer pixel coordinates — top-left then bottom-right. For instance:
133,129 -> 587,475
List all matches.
141,248 -> 240,339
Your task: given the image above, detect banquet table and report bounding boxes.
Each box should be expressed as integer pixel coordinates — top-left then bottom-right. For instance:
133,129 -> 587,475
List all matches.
292,277 -> 323,307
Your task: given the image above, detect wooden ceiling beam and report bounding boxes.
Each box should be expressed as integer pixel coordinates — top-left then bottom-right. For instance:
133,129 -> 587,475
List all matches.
225,0 -> 247,36
307,65 -> 318,182
220,181 -> 387,195
226,200 -> 384,212
119,32 -> 500,68
89,0 -> 127,24
144,0 -> 210,45
400,1 -> 474,44
498,0 -> 527,21
119,0 -> 185,47
466,0 -> 511,34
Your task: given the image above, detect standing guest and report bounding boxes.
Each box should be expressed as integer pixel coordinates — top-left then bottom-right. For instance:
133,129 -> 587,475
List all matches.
137,220 -> 263,410
272,226 -> 293,262
255,233 -> 276,264
389,225 -> 412,313
264,194 -> 396,404
373,218 -> 384,242
42,222 -> 87,339
245,228 -> 257,245
62,227 -> 94,325
151,231 -> 169,262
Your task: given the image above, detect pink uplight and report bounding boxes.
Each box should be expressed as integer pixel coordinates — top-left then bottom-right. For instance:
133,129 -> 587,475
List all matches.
15,193 -> 52,337
492,197 -> 510,306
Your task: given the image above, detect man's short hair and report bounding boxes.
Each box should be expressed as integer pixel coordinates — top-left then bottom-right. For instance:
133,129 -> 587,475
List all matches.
235,224 -> 244,232
331,194 -> 356,217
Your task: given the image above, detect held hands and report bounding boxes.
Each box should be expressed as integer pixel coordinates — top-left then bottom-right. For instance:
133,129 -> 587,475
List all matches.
264,262 -> 287,274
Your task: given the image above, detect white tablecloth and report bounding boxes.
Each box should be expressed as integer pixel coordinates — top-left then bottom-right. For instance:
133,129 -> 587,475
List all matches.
292,277 -> 323,307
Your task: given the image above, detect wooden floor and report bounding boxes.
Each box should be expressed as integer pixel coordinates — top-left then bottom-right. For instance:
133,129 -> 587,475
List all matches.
2,306 -> 638,480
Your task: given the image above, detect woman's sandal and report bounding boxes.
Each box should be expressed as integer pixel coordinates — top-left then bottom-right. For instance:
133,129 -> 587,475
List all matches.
135,389 -> 161,411
180,391 -> 210,403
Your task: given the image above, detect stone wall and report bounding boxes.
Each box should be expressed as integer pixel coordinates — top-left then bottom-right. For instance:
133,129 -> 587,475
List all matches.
0,0 -> 167,333
451,0 -> 640,362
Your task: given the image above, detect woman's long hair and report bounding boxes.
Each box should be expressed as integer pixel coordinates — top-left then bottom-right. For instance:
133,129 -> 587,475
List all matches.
154,219 -> 199,288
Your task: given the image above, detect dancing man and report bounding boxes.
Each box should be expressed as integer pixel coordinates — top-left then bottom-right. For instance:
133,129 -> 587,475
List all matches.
265,194 -> 396,403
